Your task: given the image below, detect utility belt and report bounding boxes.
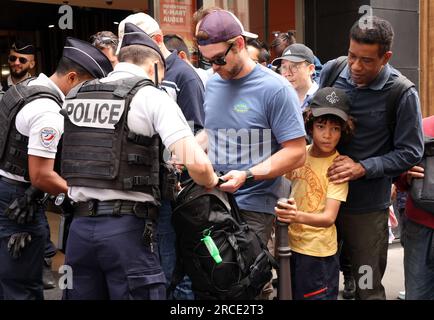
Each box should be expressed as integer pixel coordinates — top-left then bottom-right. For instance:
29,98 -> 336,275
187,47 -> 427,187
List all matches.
73,200 -> 158,221
73,199 -> 159,252
0,175 -> 30,187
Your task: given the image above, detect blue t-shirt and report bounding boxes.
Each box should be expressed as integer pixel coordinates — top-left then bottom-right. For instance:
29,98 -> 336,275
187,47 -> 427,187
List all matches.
204,64 -> 306,214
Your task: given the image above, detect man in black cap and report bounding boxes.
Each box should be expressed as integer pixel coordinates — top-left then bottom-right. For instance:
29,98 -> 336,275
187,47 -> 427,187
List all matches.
272,43 -> 319,111
0,37 -> 112,300
2,40 -> 36,91
59,23 -> 220,300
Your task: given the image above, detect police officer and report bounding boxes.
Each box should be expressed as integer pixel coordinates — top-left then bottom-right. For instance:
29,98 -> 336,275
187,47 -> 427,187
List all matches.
2,40 -> 36,91
0,37 -> 112,300
61,23 -> 219,300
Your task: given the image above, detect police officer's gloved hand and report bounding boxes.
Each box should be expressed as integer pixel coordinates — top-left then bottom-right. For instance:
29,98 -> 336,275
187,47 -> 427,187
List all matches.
7,232 -> 32,259
4,186 -> 43,224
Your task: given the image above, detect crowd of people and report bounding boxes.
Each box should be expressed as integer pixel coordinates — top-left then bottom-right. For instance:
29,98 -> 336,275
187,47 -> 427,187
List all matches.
0,6 -> 432,301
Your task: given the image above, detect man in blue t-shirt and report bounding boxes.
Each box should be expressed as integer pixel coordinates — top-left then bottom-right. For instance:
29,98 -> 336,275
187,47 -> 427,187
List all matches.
195,8 -> 306,285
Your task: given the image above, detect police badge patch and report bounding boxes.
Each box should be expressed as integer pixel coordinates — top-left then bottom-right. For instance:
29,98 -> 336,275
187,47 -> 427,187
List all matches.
40,128 -> 57,148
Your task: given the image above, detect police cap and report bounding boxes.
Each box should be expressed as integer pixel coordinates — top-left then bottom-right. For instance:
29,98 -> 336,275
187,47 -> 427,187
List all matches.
62,37 -> 113,79
11,40 -> 35,55
120,23 -> 166,68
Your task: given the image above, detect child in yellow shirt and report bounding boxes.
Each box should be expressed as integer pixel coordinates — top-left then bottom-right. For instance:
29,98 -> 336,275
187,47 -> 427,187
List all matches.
275,87 -> 355,300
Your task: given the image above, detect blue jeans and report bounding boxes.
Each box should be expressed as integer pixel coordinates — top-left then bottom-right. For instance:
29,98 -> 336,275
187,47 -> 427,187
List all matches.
402,216 -> 434,300
44,223 -> 57,259
157,200 -> 194,300
0,179 -> 48,300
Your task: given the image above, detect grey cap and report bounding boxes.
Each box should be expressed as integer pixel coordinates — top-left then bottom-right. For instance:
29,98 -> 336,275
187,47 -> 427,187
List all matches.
309,87 -> 350,121
272,43 -> 315,65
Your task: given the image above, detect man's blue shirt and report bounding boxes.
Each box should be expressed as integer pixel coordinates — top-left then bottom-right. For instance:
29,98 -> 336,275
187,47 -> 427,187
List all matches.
204,64 -> 305,214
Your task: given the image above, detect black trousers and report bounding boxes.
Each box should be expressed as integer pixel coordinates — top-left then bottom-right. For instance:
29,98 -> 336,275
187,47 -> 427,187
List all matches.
336,210 -> 389,300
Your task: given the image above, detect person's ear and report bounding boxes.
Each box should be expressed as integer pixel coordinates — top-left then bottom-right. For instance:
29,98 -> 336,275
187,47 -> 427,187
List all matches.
29,60 -> 36,70
235,36 -> 245,51
178,51 -> 188,61
152,33 -> 164,46
382,51 -> 393,65
67,71 -> 78,85
308,63 -> 315,76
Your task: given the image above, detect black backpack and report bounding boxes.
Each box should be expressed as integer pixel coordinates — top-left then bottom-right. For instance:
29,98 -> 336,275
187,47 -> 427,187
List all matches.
321,56 -> 415,136
410,136 -> 434,213
171,179 -> 277,300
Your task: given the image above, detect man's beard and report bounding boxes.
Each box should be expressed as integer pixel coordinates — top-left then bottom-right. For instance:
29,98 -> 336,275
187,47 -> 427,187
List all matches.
11,68 -> 30,79
219,63 -> 243,80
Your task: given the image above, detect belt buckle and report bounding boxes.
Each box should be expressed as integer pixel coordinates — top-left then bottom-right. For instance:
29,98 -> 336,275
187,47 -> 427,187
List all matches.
88,200 -> 97,217
112,200 -> 122,217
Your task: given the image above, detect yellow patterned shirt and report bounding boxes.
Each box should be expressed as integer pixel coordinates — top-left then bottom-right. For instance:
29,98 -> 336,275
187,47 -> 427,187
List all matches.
285,146 -> 348,257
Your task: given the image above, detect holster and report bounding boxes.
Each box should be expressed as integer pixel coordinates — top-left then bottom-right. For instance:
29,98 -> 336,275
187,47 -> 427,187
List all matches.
160,163 -> 179,201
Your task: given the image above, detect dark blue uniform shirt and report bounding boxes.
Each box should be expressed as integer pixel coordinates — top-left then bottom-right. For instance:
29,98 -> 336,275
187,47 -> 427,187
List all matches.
162,51 -> 205,132
320,61 -> 424,214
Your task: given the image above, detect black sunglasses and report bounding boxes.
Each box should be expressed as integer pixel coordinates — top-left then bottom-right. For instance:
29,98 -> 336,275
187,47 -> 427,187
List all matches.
203,43 -> 234,66
9,55 -> 28,64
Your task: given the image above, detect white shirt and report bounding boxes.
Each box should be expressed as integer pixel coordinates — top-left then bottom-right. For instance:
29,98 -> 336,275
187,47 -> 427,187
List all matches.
68,62 -> 193,203
7,73 -> 31,88
0,73 -> 65,182
301,81 -> 319,111
193,67 -> 211,88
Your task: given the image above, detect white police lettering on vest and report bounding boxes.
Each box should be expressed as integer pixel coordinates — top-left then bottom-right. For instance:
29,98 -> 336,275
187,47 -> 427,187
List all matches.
63,99 -> 125,130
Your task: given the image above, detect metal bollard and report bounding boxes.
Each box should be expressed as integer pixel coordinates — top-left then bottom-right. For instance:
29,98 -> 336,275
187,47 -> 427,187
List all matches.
276,198 -> 292,300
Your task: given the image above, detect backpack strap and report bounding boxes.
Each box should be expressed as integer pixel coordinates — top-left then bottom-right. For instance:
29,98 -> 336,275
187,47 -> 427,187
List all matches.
385,75 -> 415,136
321,56 -> 348,88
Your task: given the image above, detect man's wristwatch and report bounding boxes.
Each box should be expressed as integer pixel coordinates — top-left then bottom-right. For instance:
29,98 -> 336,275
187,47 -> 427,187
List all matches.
244,169 -> 255,183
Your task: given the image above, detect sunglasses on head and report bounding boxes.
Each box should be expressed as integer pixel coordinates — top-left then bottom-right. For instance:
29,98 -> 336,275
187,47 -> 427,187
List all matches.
203,43 -> 234,66
9,55 -> 29,64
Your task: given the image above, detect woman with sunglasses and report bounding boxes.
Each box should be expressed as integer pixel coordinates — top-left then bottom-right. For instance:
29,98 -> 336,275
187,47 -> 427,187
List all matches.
2,40 -> 35,92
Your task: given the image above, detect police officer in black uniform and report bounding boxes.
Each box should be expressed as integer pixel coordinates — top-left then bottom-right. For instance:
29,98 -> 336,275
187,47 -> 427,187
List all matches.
0,37 -> 112,300
61,23 -> 219,300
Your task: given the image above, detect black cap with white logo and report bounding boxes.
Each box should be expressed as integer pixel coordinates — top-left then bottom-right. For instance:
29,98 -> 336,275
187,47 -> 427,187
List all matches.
272,43 -> 315,66
309,87 -> 350,121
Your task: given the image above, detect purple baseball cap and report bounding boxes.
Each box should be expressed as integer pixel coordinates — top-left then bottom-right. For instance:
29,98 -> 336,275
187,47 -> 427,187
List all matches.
197,10 -> 258,46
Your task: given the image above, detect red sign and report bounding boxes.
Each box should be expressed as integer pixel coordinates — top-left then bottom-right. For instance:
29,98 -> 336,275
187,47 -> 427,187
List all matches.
158,0 -> 196,50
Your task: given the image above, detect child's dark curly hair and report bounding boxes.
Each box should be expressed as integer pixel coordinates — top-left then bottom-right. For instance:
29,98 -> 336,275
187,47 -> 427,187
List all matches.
303,108 -> 356,144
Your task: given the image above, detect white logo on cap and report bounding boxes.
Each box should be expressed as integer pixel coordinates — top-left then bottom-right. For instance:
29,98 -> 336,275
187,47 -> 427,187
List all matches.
326,92 -> 340,104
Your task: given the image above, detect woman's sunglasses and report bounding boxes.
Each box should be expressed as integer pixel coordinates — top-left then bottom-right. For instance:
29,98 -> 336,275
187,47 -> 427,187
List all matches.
9,55 -> 29,64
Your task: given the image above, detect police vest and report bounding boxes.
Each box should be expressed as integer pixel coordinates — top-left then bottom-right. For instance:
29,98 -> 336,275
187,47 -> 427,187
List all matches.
61,77 -> 165,199
0,78 -> 63,179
